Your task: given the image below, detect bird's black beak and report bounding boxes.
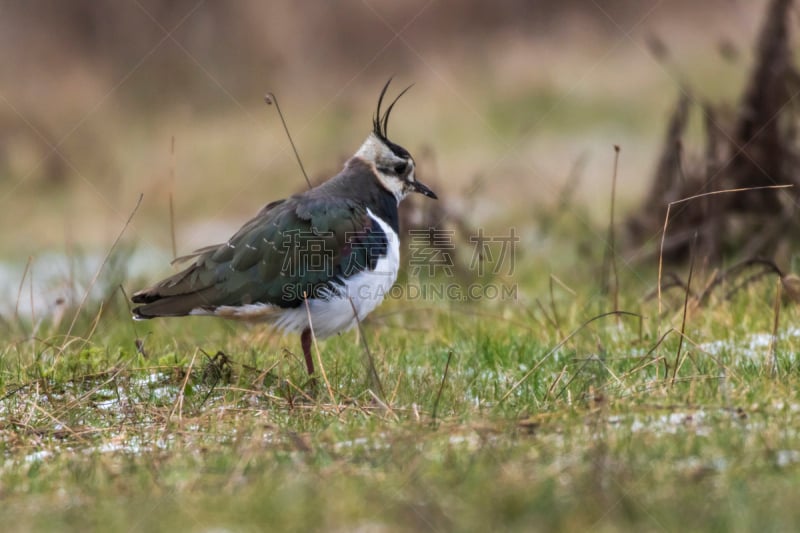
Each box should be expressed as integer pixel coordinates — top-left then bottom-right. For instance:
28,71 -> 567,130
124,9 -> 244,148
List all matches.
412,180 -> 438,199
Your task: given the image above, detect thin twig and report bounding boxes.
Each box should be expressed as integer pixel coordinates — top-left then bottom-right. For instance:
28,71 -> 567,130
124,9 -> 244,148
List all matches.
768,276 -> 781,378
534,298 -> 559,332
29,262 -> 36,337
367,389 -> 398,421
348,298 -> 385,400
657,184 -> 793,317
724,269 -> 777,301
545,365 -> 568,399
63,194 -> 143,347
118,285 -> 144,356
264,92 -> 311,189
671,233 -> 697,385
553,356 -> 598,401
643,272 -> 691,302
550,274 -> 577,297
283,377 -> 318,406
53,365 -> 125,416
548,277 -> 563,338
389,371 -> 404,406
30,403 -> 89,445
13,255 -> 32,323
304,292 -> 336,406
699,257 -> 783,305
169,135 -> 177,260
608,145 -> 620,314
249,357 -> 283,390
556,152 -> 588,211
81,302 -> 104,349
500,310 -> 641,403
167,348 -> 199,428
431,350 -> 454,423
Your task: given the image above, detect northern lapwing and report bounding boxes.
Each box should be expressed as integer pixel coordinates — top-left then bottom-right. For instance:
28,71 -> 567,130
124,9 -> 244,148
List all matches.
132,80 -> 437,376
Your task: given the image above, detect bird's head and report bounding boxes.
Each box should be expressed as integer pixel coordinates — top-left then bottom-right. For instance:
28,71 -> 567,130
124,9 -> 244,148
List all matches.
354,80 -> 437,203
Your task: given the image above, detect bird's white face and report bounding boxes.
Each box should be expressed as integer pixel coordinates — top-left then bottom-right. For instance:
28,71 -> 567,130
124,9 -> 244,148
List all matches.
356,133 -> 434,203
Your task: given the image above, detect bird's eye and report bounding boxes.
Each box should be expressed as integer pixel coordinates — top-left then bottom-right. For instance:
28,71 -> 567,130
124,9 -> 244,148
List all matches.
394,162 -> 408,175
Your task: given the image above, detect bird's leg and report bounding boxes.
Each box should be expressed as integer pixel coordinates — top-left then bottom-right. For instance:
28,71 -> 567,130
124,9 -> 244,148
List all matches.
301,327 -> 315,376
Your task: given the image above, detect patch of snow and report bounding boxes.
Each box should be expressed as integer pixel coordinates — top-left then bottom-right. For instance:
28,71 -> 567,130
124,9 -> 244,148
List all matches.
776,450 -> 800,468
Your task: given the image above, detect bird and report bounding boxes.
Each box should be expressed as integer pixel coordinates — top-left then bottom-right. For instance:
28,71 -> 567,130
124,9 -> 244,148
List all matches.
131,80 -> 437,377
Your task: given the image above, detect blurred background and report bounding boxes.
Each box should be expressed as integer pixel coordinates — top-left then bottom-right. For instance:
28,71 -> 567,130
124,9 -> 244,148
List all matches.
0,0 -> 787,317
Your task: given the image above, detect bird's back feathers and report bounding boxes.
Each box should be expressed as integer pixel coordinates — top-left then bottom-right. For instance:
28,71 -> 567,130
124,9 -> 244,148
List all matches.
132,161 -> 397,320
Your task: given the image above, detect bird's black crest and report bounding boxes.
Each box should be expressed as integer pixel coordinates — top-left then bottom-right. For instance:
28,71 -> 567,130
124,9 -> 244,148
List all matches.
372,78 -> 413,157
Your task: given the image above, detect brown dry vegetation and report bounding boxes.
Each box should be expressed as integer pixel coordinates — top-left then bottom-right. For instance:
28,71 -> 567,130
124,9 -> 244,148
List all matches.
627,0 -> 800,266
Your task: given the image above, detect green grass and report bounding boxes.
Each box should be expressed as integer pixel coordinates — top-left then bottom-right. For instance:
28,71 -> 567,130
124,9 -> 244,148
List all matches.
3,248 -> 800,532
